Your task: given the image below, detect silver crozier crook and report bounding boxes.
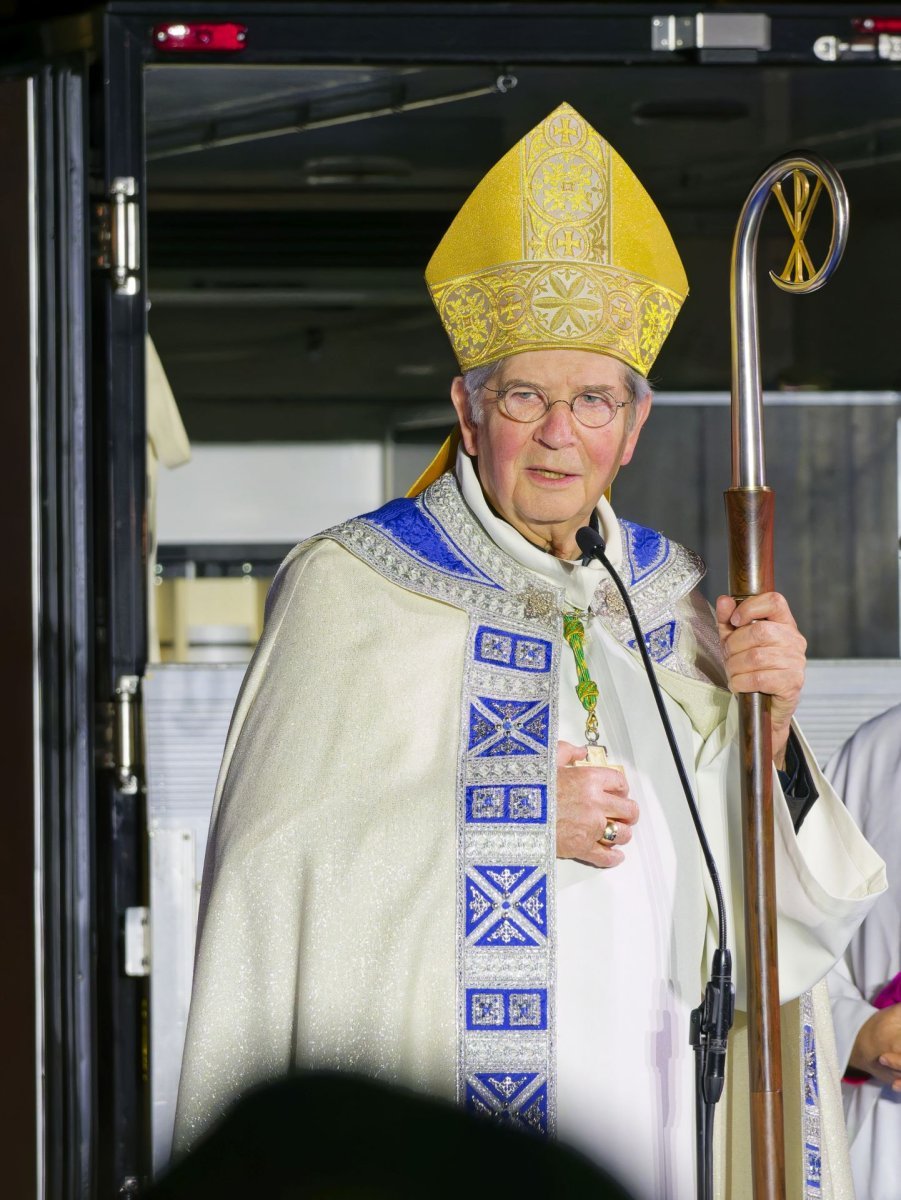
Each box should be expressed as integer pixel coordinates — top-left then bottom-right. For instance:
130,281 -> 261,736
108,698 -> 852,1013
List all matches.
726,155 -> 849,1200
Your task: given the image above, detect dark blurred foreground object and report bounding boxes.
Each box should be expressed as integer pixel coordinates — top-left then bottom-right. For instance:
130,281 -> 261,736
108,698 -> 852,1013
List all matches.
148,1071 -> 636,1199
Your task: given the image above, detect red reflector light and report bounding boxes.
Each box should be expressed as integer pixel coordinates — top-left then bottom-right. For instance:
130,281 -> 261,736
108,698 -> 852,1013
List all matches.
153,22 -> 248,52
852,16 -> 901,33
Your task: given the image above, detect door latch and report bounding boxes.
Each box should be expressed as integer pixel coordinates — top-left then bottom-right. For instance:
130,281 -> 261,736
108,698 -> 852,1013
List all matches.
123,906 -> 150,976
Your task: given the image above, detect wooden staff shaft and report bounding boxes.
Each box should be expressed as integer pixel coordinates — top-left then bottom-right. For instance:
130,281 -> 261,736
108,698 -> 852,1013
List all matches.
724,486 -> 785,1200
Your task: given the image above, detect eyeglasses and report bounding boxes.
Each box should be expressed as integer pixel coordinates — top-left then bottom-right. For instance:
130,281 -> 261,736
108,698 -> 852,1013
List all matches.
483,383 -> 633,429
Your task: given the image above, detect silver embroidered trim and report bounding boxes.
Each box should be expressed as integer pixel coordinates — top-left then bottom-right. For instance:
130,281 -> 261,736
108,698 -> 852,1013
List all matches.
322,474 -> 561,635
591,526 -> 708,681
318,473 -> 711,669
687,598 -> 729,686
800,988 -> 822,1198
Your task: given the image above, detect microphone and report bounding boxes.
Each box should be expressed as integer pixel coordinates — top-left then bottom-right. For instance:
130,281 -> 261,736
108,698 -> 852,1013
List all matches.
700,948 -> 734,1104
576,525 -> 606,564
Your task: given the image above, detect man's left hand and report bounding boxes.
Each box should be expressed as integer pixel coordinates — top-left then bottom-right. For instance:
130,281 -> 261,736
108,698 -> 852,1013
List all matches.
715,592 -> 807,770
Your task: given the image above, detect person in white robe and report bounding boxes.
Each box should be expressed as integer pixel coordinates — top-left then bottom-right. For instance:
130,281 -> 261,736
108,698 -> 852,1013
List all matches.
174,103 -> 885,1199
826,704 -> 901,1200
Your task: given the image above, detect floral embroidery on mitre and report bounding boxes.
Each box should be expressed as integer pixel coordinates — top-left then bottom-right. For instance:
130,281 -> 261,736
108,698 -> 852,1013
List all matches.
425,103 -> 688,374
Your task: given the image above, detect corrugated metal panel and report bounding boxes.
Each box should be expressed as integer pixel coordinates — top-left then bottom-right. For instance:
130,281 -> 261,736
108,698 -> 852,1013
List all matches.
795,659 -> 901,767
144,664 -> 245,818
616,402 -> 901,659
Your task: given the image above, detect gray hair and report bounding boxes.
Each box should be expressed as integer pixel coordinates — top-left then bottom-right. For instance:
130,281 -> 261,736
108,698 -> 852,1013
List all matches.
462,357 -> 652,431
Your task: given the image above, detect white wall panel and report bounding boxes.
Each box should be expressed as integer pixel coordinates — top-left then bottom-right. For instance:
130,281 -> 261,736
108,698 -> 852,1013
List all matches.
795,660 -> 901,767
156,442 -> 384,544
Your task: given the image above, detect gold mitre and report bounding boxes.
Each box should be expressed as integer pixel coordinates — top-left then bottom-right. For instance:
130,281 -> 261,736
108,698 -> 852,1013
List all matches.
425,102 -> 688,376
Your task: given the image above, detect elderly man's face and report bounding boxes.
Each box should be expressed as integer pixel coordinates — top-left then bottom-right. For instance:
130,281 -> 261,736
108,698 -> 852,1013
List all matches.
450,349 -> 650,558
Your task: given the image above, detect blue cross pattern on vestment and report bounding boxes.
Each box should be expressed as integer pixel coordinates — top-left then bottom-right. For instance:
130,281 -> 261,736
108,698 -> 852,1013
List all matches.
465,865 -> 548,946
468,696 -> 550,757
627,618 -> 677,664
474,625 -> 552,674
805,1142 -> 821,1191
465,783 -> 547,824
465,1072 -> 548,1135
465,988 -> 548,1031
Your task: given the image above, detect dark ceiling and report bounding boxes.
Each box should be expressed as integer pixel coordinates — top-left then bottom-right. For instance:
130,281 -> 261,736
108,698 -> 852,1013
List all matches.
145,60 -> 901,441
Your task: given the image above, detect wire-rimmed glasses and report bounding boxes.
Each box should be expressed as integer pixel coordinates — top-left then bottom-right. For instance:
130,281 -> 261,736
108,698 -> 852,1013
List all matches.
483,383 -> 633,429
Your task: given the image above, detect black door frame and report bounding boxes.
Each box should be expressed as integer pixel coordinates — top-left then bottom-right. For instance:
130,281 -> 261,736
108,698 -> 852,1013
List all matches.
0,41 -> 99,1200
91,13 -> 151,1198
34,60 -> 97,1200
1,3 -> 891,1196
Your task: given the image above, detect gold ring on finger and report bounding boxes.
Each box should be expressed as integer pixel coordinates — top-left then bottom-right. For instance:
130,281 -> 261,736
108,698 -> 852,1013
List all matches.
600,819 -> 618,845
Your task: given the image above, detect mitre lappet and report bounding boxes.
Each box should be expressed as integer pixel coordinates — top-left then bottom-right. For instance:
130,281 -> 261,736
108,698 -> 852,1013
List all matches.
409,101 -> 689,495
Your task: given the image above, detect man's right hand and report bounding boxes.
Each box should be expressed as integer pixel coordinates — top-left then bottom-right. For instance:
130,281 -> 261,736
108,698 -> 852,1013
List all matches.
556,740 -> 639,868
849,1004 -> 901,1091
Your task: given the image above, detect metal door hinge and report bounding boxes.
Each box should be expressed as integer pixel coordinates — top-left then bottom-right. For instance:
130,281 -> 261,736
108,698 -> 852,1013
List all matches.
113,674 -> 141,795
91,176 -> 140,296
124,907 -> 150,977
652,13 -> 771,54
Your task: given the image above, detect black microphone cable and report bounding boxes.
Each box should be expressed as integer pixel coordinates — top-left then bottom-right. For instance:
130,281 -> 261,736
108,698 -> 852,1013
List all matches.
575,525 -> 734,1200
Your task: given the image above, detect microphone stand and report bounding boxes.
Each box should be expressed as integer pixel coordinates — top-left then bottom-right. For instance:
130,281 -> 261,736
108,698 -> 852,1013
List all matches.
576,525 -> 734,1200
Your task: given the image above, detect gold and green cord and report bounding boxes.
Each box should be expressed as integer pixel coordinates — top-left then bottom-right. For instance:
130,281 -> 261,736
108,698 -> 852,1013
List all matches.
562,612 -> 600,744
